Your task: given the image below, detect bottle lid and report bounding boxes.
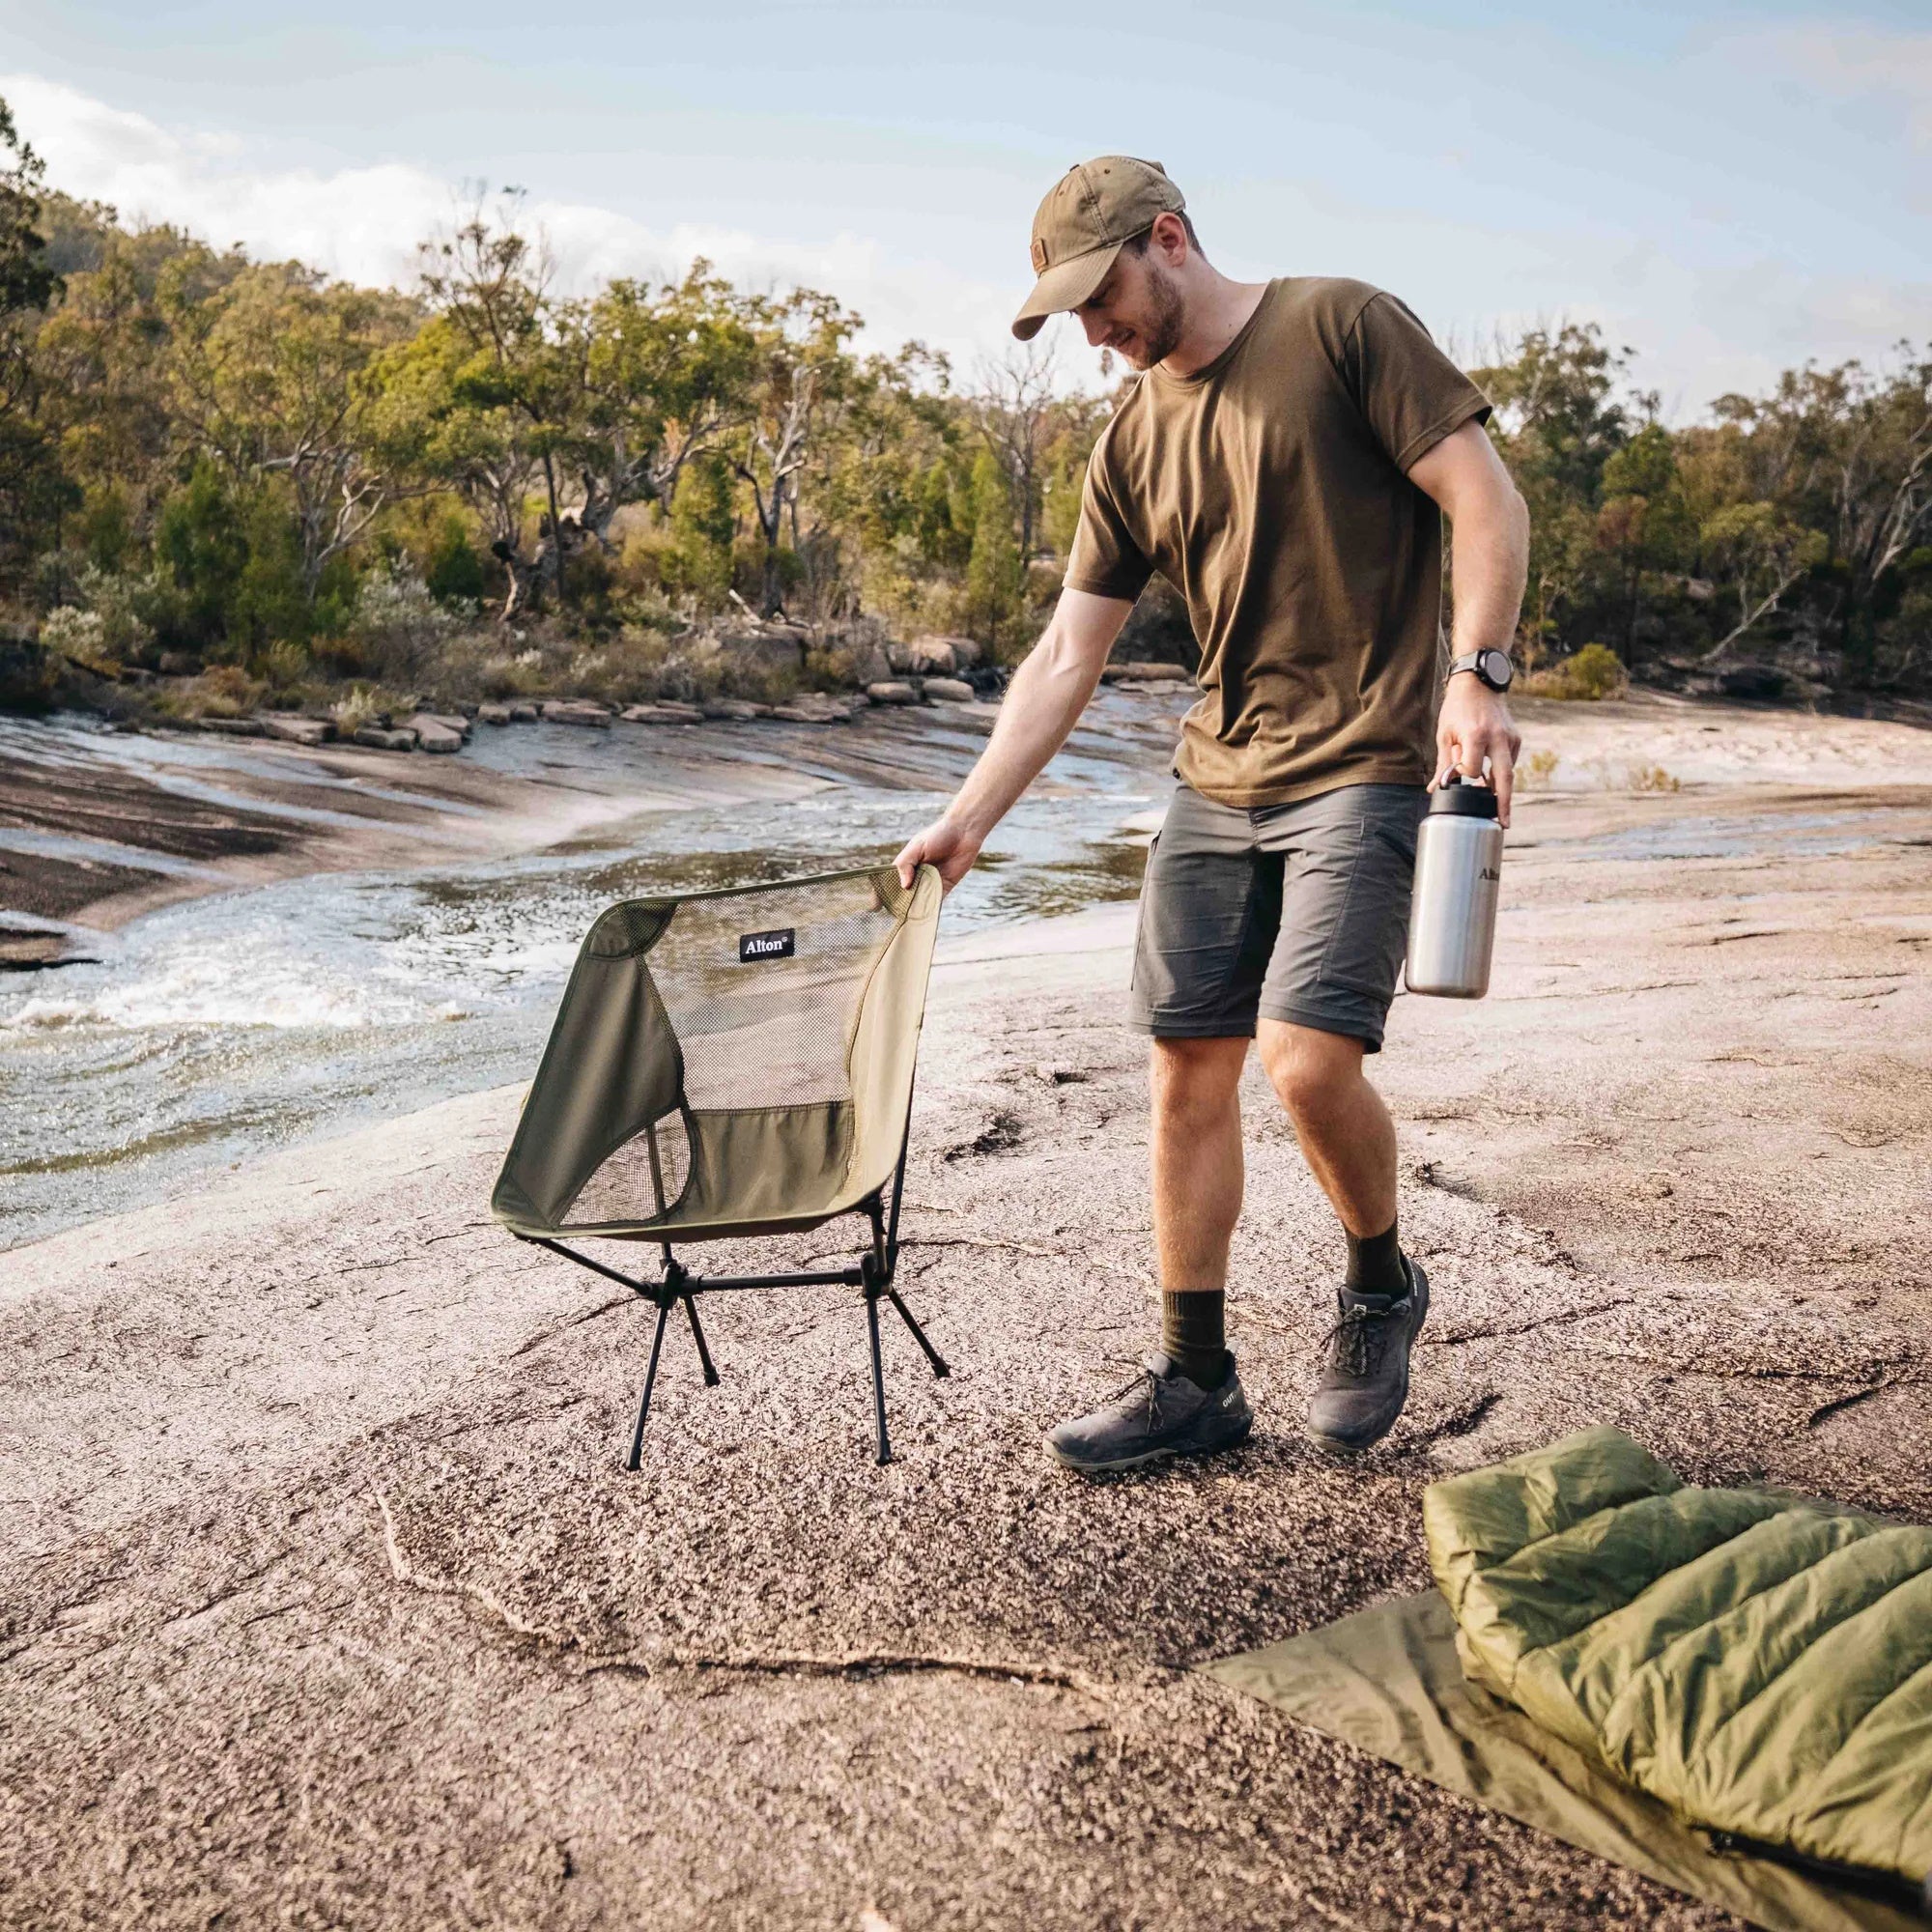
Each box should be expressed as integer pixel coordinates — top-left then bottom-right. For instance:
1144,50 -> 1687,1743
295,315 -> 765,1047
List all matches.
1427,775 -> 1499,819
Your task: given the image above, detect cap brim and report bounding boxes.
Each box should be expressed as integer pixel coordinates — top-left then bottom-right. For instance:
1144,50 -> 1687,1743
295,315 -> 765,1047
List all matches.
1010,241 -> 1122,341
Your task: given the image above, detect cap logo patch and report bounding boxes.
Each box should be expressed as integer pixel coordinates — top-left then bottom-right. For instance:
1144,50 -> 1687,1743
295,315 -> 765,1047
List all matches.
1030,237 -> 1048,272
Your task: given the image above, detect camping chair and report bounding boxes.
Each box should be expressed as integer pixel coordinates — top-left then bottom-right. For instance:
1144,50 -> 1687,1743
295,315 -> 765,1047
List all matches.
491,863 -> 948,1466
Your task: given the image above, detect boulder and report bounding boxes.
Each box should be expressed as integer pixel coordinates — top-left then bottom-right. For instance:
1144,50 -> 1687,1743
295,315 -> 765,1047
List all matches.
769,694 -> 853,724
849,641 -> 895,685
888,635 -> 958,676
923,677 -> 975,704
353,725 -> 417,752
715,624 -> 810,678
620,702 -> 703,725
1105,660 -> 1192,683
865,681 -> 918,706
403,712 -> 469,748
260,714 -> 334,747
701,698 -> 769,722
475,703 -> 512,725
506,702 -> 539,723
199,716 -> 265,737
541,699 -> 612,727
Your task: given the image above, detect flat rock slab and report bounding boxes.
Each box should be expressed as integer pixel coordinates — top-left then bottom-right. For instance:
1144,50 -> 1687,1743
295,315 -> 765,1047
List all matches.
769,701 -> 854,724
621,703 -> 705,724
259,715 -> 335,746
4,784 -> 1930,1929
404,718 -> 465,753
351,724 -> 417,751
923,677 -> 975,703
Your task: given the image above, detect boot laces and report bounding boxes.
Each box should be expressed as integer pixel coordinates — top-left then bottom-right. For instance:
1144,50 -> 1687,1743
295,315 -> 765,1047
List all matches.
1106,1367 -> 1165,1432
1321,1302 -> 1397,1378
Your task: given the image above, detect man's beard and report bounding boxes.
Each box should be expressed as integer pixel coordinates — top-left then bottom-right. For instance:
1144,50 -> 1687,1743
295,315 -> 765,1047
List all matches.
1124,262 -> 1186,369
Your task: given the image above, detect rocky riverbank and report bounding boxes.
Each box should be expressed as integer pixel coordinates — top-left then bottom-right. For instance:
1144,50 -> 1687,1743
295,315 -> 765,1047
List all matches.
3,702 -> 1929,1928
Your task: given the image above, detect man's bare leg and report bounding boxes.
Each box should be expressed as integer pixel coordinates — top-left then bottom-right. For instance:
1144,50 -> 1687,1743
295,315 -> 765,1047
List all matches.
1256,1017 -> 1429,1451
1253,1020 -> 1396,1239
1151,1036 -> 1250,1289
1043,1034 -> 1257,1469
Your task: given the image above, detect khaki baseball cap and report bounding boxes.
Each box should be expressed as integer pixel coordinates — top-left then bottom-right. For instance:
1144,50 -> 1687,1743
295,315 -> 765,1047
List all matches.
1011,156 -> 1186,341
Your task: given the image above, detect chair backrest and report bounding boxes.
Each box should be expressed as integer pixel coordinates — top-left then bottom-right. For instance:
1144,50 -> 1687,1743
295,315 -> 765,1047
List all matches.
492,864 -> 941,1242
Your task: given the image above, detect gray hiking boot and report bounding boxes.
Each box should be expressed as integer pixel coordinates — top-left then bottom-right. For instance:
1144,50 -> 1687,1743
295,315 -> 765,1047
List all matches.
1046,1353 -> 1253,1473
1305,1257 -> 1431,1454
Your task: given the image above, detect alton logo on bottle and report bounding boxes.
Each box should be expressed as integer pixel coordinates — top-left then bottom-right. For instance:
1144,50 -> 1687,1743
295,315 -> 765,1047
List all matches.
738,927 -> 796,962
1480,867 -> 1502,881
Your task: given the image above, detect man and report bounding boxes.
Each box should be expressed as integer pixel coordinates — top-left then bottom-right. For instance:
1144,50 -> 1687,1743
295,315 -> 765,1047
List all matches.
894,156 -> 1527,1471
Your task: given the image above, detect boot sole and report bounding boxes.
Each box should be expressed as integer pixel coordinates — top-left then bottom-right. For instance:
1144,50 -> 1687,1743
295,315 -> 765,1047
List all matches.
1304,1264 -> 1431,1456
1046,1415 -> 1254,1474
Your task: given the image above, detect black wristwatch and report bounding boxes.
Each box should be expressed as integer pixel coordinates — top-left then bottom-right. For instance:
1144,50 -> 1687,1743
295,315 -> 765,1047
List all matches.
1448,647 -> 1514,693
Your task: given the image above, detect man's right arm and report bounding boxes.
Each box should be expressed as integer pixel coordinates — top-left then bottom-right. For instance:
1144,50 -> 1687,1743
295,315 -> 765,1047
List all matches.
893,587 -> 1135,890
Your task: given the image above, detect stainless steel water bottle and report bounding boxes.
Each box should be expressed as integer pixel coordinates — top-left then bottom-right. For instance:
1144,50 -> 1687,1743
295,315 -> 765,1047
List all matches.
1405,776 -> 1503,998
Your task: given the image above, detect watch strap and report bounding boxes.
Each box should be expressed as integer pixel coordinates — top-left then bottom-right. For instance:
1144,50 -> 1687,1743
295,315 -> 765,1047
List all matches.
1448,649 -> 1511,691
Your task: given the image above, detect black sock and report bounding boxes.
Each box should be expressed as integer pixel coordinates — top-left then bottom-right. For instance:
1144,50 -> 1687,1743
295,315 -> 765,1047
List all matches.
1160,1290 -> 1229,1388
1346,1221 -> 1406,1300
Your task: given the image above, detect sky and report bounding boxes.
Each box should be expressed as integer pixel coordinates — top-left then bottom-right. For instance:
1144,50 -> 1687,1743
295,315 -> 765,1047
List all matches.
3,0 -> 1929,415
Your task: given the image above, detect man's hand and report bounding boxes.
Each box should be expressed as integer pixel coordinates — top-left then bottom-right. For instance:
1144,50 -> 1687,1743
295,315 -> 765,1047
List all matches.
895,815 -> 981,893
1435,674 -> 1521,827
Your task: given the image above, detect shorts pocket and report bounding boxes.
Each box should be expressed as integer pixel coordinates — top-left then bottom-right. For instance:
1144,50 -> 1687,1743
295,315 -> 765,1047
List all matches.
1315,817 -> 1417,1001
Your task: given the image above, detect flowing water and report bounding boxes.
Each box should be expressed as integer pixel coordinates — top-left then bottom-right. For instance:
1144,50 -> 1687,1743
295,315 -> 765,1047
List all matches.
0,695 -> 1181,1251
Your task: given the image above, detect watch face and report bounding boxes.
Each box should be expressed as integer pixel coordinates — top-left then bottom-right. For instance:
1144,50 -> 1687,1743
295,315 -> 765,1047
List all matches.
1477,647 -> 1514,690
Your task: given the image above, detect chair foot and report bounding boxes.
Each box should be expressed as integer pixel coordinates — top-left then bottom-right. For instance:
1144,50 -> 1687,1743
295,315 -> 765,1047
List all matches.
866,1290 -> 893,1465
886,1287 -> 950,1378
683,1293 -> 720,1387
626,1295 -> 674,1470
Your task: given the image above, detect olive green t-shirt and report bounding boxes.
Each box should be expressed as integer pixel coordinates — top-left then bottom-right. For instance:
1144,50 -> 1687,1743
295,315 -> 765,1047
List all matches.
1065,277 -> 1492,807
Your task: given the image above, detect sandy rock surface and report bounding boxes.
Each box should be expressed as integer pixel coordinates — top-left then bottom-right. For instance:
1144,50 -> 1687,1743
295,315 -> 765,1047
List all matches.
3,778 -> 1930,1929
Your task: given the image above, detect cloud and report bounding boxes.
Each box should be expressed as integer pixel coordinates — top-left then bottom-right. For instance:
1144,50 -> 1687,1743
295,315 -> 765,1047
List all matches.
0,71 -> 1021,376
4,68 -> 1927,416
1746,24 -> 1932,145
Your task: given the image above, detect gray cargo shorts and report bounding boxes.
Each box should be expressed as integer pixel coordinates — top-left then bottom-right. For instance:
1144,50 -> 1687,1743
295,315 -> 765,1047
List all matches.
1127,779 -> 1428,1052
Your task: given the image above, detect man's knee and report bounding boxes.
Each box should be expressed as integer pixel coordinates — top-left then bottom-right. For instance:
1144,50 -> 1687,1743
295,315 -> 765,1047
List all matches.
1257,1021 -> 1364,1121
1151,1035 -> 1248,1122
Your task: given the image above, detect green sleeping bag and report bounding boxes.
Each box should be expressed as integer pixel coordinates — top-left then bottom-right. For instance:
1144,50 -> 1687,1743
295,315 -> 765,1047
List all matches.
1424,1426 -> 1932,1906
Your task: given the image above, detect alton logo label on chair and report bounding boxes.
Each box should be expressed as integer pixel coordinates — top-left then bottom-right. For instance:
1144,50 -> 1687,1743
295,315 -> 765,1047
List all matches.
738,927 -> 796,962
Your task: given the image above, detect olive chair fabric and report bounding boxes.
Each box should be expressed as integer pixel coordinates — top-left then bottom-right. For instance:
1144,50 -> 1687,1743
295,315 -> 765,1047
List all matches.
492,865 -> 942,1243
1424,1425 -> 1932,1904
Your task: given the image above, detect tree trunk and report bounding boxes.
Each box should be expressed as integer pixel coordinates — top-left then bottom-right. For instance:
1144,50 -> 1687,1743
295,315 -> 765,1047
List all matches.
760,531 -> 782,618
541,453 -> 566,606
491,539 -> 543,623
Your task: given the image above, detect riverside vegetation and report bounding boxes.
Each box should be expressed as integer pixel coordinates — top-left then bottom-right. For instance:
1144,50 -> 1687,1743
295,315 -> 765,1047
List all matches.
1,95 -> 1929,746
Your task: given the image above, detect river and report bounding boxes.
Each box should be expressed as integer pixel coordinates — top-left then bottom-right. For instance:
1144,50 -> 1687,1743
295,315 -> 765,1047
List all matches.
0,691 -> 1181,1251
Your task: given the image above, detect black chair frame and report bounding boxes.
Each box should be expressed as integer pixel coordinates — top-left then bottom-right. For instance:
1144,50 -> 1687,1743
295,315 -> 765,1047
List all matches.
515,1132 -> 947,1467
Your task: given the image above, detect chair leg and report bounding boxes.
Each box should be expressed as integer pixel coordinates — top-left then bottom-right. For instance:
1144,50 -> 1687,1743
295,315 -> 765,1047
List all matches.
683,1293 -> 720,1386
885,1287 -> 950,1378
626,1294 -> 674,1471
866,1289 -> 893,1466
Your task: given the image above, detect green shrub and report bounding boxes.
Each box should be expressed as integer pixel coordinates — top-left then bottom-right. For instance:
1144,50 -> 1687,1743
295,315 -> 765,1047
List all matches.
1525,641 -> 1627,701
160,663 -> 266,720
423,510 -> 487,603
